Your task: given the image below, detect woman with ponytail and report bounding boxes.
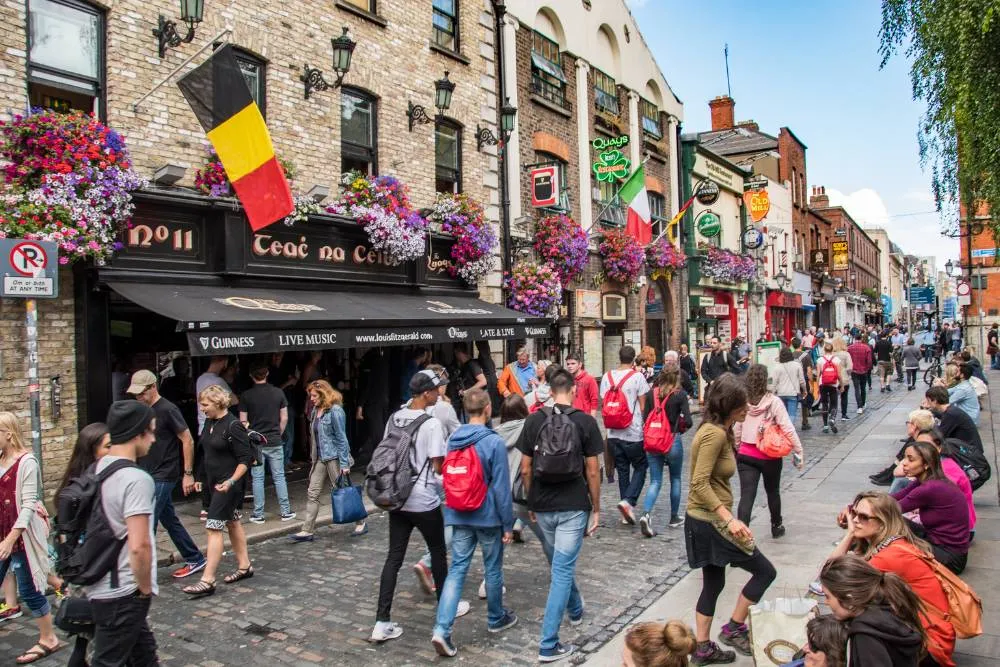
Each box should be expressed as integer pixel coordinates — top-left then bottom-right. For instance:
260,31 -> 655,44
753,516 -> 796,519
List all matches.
623,619 -> 697,667
820,554 -> 926,666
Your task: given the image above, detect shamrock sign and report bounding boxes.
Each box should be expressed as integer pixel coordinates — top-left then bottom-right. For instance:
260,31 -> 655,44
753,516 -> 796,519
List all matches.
593,149 -> 631,183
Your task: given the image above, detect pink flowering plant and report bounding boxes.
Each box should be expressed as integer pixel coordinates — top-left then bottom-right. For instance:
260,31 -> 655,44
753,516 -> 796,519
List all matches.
0,110 -> 145,264
533,213 -> 588,285
598,229 -> 645,286
646,237 -> 687,272
505,261 -> 561,317
195,146 -> 296,198
699,242 -> 757,283
426,193 -> 497,284
326,171 -> 429,265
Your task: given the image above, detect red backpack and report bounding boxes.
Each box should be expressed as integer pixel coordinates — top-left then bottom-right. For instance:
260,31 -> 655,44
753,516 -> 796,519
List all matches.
643,388 -> 676,454
442,445 -> 488,512
819,356 -> 839,386
602,370 -> 639,429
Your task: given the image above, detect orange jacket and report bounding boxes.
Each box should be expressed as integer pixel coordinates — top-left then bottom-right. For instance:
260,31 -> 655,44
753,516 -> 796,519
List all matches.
498,363 -> 527,397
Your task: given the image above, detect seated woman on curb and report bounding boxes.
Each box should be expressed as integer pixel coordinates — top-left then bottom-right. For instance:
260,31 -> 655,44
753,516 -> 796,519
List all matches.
781,615 -> 848,667
913,428 -> 976,534
825,491 -> 956,667
622,619 -> 696,667
891,441 -> 970,574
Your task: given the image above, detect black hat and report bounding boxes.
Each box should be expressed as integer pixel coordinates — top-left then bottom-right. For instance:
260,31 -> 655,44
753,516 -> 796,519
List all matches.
409,369 -> 442,395
106,400 -> 155,445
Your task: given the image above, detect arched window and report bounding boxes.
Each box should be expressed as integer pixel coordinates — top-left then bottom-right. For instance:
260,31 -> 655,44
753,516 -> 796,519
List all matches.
435,119 -> 462,194
341,87 -> 377,176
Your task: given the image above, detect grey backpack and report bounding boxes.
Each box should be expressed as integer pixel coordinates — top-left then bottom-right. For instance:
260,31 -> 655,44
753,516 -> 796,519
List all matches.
365,413 -> 432,511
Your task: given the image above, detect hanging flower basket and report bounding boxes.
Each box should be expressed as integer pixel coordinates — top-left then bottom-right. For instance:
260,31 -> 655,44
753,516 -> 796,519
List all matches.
698,242 -> 757,284
194,146 -> 297,198
0,110 -> 146,265
646,237 -> 687,279
598,229 -> 645,286
282,194 -> 322,226
426,193 -> 497,284
505,261 -> 561,317
326,172 -> 428,265
533,213 -> 588,285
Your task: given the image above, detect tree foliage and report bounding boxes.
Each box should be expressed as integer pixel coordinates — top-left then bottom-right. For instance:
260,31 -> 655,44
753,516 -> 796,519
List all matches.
880,0 -> 1000,241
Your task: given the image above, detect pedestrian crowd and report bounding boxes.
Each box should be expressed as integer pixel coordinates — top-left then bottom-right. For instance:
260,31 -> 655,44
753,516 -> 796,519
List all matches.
0,321 -> 987,666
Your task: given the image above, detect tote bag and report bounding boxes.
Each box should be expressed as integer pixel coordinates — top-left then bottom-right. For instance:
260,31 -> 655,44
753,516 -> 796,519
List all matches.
748,597 -> 818,666
331,472 -> 368,524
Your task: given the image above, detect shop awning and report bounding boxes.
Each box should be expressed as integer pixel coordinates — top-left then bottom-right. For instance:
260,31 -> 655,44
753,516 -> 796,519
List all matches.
108,282 -> 551,356
530,52 -> 567,83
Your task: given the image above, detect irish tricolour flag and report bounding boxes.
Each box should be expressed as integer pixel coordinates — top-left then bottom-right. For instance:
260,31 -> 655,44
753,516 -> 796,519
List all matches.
620,165 -> 651,245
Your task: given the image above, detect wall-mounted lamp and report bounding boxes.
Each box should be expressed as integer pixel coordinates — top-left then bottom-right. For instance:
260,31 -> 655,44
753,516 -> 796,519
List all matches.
774,270 -> 789,290
306,184 -> 330,203
152,164 -> 186,186
153,0 -> 205,59
302,27 -> 357,100
476,98 -> 518,151
407,71 -> 456,131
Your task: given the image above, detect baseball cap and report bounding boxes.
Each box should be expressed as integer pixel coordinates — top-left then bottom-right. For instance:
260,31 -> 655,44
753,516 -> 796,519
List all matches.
126,370 -> 158,395
409,369 -> 442,395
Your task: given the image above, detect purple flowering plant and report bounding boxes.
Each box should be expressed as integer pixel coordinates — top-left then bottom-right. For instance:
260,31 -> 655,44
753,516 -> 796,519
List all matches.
426,193 -> 497,284
505,261 -> 561,317
533,213 -> 588,285
699,242 -> 758,283
646,236 -> 687,272
598,229 -> 645,286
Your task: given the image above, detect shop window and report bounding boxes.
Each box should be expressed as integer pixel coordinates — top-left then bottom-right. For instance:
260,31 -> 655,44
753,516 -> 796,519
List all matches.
27,0 -> 105,116
648,191 -> 668,239
640,98 -> 661,138
536,151 -> 569,212
531,31 -> 568,109
233,49 -> 266,116
593,68 -> 618,115
435,119 -> 462,194
341,87 -> 377,177
432,0 -> 459,51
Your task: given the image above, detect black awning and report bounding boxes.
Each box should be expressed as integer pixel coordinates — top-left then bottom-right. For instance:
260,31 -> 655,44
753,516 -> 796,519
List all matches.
108,282 -> 551,356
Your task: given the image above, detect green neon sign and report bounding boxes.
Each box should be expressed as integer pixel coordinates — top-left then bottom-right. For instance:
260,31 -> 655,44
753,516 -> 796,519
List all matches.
593,149 -> 631,183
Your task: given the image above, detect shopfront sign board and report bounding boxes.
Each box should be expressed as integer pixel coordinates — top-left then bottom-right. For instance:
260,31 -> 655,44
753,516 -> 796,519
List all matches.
0,239 -> 58,298
531,165 -> 559,207
743,189 -> 770,223
831,241 -> 849,271
695,180 -> 720,206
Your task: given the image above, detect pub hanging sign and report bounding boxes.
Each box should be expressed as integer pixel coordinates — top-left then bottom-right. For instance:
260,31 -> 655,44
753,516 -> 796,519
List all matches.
592,135 -> 631,183
531,165 -> 559,207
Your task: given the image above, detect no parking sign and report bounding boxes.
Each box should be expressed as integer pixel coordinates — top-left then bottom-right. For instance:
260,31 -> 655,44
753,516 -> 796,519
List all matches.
0,239 -> 59,298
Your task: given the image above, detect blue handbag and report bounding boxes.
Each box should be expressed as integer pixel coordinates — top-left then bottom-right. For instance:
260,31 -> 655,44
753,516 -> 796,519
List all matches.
331,472 -> 368,524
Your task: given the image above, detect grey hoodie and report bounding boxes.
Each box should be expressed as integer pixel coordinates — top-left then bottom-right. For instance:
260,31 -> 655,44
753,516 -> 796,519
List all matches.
495,419 -> 525,487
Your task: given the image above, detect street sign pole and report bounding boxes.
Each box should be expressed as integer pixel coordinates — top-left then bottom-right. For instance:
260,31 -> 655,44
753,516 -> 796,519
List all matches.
25,299 -> 43,486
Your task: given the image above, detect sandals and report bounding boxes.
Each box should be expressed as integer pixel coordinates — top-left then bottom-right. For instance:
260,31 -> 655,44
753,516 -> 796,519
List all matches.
182,579 -> 217,598
224,566 -> 254,584
16,641 -> 64,664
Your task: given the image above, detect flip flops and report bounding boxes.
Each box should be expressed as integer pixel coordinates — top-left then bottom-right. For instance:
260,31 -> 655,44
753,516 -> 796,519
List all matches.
16,641 -> 64,664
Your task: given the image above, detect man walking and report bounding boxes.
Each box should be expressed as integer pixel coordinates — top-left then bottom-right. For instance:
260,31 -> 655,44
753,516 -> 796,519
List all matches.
988,323 -> 999,370
564,353 -> 599,418
600,346 -> 649,524
816,342 -> 846,434
129,370 -> 207,580
874,332 -> 894,393
700,336 -> 741,393
431,388 -> 517,657
847,333 -> 874,414
516,368 -> 603,662
87,400 -> 159,665
240,363 -> 295,523
792,338 -> 814,430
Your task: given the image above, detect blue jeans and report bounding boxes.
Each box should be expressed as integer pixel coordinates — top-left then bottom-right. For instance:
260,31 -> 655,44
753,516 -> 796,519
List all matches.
153,480 -> 205,566
609,438 -> 648,506
251,445 -> 292,517
534,510 -> 588,652
0,551 -> 49,617
434,526 -> 507,638
642,435 -> 684,518
779,395 -> 799,421
283,406 -> 295,465
890,476 -> 911,494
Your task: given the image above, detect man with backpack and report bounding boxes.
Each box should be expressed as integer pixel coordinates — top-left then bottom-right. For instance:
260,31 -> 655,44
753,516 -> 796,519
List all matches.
700,336 -> 742,392
792,338 -> 814,431
516,368 -> 603,663
848,332 -> 874,415
431,388 -> 517,657
370,369 -> 455,644
83,400 -> 159,665
817,342 -> 847,434
599,346 -> 650,524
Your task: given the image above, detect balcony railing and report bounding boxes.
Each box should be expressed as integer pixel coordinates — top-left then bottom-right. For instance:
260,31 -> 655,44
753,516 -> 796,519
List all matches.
530,75 -> 571,111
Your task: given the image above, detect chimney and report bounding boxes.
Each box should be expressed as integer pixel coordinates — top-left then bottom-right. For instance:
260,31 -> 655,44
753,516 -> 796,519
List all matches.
736,120 -> 759,132
810,185 -> 829,208
709,95 -> 735,131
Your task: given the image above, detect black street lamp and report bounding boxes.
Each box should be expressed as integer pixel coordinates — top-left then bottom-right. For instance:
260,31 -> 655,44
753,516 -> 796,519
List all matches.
153,0 -> 205,59
407,71 -> 456,130
945,259 -> 956,277
301,27 -> 357,100
774,270 -> 789,290
476,98 -> 517,151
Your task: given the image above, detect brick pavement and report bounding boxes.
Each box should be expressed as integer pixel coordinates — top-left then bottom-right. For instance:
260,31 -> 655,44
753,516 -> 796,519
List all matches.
0,389 -> 895,666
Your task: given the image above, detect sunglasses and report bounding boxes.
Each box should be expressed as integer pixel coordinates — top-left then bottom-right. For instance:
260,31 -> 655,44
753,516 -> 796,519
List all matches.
849,508 -> 877,524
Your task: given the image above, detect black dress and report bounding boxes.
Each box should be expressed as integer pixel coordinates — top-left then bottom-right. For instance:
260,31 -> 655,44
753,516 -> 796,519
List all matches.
199,413 -> 254,530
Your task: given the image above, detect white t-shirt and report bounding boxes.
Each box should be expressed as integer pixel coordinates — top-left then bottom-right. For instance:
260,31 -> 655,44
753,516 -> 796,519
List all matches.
427,401 -> 460,439
84,456 -> 158,600
599,368 -> 650,441
196,371 -> 232,434
384,408 -> 447,512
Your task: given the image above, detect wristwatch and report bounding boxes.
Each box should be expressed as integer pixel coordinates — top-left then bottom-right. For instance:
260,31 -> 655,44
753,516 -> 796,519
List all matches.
183,470 -> 194,476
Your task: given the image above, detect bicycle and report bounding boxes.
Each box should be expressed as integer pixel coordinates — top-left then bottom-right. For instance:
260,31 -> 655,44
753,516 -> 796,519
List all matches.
923,356 -> 943,387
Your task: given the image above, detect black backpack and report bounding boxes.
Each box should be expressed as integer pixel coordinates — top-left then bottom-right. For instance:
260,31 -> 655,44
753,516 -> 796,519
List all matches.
54,459 -> 137,587
365,414 -> 432,511
943,437 -> 992,491
532,406 -> 583,482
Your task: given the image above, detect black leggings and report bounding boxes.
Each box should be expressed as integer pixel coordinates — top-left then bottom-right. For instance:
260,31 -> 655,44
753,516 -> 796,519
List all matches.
697,549 -> 776,617
820,385 -> 839,425
376,507 -> 448,621
906,368 -> 918,388
906,518 -> 968,574
736,455 -> 783,527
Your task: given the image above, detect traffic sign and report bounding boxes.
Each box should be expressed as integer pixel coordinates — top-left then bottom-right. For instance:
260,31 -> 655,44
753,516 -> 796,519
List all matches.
956,281 -> 971,296
0,239 -> 59,298
909,285 -> 935,306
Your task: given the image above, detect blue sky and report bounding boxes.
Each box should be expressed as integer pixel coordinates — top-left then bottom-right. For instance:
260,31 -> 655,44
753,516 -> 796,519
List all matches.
627,0 -> 958,265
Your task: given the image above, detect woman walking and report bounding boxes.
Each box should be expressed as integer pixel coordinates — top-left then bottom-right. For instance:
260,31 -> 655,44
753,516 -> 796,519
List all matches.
685,374 -> 777,664
901,337 -> 922,390
290,380 -> 367,542
734,365 -> 804,539
0,412 -> 62,664
182,386 -> 254,597
831,338 -> 853,420
772,346 -> 806,422
497,395 -> 529,543
638,368 -> 692,537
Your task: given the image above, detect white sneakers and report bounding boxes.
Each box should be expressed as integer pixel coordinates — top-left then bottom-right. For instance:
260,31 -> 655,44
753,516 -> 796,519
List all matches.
477,580 -> 507,599
857,407 -> 864,415
370,622 -> 403,643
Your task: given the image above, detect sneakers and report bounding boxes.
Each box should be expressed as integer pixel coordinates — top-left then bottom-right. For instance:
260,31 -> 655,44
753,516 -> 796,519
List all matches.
569,594 -> 585,626
414,561 -> 435,595
639,513 -> 656,538
809,580 -> 826,596
370,621 -> 403,643
432,634 -> 458,657
857,407 -> 864,415
841,414 -> 851,421
456,600 -> 471,618
719,622 -> 752,656
691,640 -> 736,665
822,425 -> 830,433
172,560 -> 207,579
801,423 -> 811,431
668,515 -> 684,528
477,579 -> 506,599
538,642 -> 576,663
771,524 -> 786,539
248,515 -> 265,524
488,611 -> 518,633
618,500 -> 636,525
0,603 -> 23,623
830,421 -> 839,434
512,524 -> 524,543
280,512 -> 297,521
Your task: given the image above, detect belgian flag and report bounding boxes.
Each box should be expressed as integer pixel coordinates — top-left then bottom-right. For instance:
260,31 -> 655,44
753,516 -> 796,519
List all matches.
178,45 -> 293,231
